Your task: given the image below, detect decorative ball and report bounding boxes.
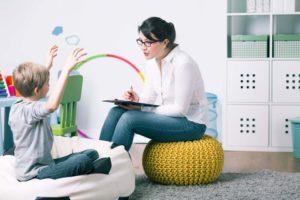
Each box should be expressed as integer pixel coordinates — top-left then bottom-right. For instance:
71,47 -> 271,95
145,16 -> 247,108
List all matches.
142,135 -> 224,185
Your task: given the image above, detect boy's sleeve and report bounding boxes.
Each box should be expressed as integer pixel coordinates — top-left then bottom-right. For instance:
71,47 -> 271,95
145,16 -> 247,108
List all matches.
26,101 -> 51,124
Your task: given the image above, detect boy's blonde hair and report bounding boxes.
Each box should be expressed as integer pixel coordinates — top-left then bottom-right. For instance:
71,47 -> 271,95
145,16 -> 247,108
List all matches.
13,62 -> 49,97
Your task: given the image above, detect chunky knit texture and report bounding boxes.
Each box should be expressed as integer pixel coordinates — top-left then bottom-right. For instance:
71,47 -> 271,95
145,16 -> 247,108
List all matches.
142,135 -> 224,185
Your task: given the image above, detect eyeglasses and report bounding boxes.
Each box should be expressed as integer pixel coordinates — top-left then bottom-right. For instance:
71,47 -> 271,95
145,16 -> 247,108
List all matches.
136,38 -> 161,47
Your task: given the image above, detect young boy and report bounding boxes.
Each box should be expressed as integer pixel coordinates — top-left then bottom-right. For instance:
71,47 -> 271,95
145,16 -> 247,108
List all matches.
9,46 -> 110,181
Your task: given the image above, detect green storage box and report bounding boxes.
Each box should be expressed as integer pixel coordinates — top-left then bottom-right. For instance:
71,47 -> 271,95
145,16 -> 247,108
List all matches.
273,34 -> 300,58
231,35 -> 268,58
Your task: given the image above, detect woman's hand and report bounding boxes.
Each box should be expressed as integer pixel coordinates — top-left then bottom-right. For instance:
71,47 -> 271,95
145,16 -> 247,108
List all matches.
45,45 -> 59,70
123,87 -> 139,102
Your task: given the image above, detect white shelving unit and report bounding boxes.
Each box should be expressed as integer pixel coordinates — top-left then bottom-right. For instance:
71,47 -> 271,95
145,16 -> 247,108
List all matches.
226,0 -> 300,151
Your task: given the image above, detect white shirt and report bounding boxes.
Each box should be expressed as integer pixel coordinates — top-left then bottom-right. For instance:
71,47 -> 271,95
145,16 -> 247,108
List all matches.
140,46 -> 208,125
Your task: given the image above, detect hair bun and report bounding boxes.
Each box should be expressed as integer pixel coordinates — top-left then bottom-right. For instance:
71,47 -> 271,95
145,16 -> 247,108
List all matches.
167,22 -> 175,31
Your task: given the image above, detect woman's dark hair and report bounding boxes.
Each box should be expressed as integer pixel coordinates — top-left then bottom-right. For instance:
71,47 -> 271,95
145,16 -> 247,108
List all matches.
138,17 -> 177,49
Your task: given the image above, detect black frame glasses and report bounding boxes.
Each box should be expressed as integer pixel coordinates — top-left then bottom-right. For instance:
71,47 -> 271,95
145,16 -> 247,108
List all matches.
136,38 -> 161,47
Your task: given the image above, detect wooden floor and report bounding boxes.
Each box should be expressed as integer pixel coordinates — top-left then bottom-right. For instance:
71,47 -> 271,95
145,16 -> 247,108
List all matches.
129,144 -> 300,175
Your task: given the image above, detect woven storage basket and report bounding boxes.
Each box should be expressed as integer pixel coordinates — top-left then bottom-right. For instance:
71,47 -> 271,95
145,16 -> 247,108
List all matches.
273,34 -> 300,58
231,35 -> 268,58
142,135 -> 224,185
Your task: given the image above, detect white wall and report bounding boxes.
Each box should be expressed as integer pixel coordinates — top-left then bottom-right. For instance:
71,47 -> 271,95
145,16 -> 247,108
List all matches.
0,0 -> 226,140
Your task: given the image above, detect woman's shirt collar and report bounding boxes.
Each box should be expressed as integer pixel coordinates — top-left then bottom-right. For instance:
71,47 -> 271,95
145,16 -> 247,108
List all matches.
162,45 -> 180,64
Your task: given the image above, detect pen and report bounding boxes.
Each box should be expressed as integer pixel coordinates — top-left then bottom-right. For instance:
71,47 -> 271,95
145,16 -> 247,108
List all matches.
129,85 -> 133,100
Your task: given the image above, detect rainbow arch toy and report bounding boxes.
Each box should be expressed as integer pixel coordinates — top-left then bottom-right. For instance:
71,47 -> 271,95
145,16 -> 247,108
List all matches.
74,53 -> 144,138
74,54 -> 145,81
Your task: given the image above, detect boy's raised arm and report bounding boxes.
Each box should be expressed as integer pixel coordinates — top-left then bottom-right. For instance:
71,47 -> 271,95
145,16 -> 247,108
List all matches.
45,45 -> 59,70
46,48 -> 87,112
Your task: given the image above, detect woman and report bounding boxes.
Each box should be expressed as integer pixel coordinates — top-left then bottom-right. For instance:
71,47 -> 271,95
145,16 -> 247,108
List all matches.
100,17 -> 208,151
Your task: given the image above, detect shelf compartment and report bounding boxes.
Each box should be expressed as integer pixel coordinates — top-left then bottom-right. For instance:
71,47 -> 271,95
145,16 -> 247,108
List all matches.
228,0 -> 300,13
228,0 -> 248,13
273,0 -> 300,13
228,15 -> 270,35
272,60 -> 300,102
271,105 -> 300,147
227,105 -> 269,147
273,15 -> 300,34
228,0 -> 271,13
227,60 -> 269,102
227,15 -> 270,57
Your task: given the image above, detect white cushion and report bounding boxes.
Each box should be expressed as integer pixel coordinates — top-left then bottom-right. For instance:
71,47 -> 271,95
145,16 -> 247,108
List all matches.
0,136 -> 135,200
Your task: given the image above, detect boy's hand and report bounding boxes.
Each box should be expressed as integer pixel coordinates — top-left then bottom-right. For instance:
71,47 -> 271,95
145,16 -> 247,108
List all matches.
64,48 -> 87,73
46,45 -> 59,70
45,47 -> 86,113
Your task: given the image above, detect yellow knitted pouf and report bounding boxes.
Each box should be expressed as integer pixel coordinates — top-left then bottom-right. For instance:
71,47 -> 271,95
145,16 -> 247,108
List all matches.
142,135 -> 224,185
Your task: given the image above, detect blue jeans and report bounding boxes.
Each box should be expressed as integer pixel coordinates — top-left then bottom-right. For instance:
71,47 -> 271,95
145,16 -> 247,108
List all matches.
100,106 -> 206,151
37,149 -> 99,179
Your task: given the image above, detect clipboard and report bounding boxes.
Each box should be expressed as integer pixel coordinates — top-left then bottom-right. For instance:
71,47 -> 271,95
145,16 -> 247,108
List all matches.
102,99 -> 159,107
